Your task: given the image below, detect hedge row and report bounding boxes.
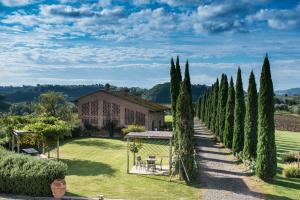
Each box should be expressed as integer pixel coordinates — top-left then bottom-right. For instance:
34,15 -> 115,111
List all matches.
0,147 -> 67,196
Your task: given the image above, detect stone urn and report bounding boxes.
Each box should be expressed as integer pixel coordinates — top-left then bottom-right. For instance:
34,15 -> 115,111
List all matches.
51,179 -> 66,199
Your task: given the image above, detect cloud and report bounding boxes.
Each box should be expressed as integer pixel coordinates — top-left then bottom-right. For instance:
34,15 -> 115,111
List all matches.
248,3 -> 300,29
0,0 -> 34,7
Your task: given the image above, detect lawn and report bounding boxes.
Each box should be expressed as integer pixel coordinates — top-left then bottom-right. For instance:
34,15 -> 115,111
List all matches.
58,137 -> 200,199
259,130 -> 300,200
164,115 -> 173,123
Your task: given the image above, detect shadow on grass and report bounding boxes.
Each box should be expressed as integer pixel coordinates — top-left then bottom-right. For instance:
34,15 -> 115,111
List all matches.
270,176 -> 300,190
137,174 -> 201,188
62,158 -> 117,176
68,138 -> 124,149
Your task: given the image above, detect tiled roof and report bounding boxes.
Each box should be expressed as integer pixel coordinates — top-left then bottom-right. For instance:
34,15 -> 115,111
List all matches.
78,90 -> 169,112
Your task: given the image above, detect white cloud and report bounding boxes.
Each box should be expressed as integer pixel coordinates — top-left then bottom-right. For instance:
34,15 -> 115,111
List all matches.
247,3 -> 300,29
0,0 -> 34,7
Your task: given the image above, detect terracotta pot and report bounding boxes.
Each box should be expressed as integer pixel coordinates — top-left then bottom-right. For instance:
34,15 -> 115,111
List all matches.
51,179 -> 66,199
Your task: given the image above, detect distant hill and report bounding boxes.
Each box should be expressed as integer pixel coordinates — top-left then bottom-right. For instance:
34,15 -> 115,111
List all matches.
276,88 -> 300,96
0,83 -> 209,104
143,82 -> 209,103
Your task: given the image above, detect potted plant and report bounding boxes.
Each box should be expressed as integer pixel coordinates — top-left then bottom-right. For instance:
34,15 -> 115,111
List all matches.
51,179 -> 66,198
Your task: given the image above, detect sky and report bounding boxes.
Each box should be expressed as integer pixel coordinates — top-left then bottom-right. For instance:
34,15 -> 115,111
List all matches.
0,0 -> 299,90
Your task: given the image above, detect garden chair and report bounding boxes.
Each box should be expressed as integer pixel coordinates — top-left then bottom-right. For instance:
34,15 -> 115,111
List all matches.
156,157 -> 163,171
136,156 -> 144,169
147,156 -> 156,172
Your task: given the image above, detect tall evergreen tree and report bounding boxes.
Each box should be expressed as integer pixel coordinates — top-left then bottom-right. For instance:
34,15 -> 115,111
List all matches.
170,57 -> 181,152
201,93 -> 206,122
197,97 -> 201,119
232,68 -> 245,154
184,60 -> 194,124
209,83 -> 215,130
176,77 -> 195,181
212,79 -> 219,134
218,75 -> 228,142
184,60 -> 192,98
215,74 -> 224,138
224,77 -> 235,148
243,71 -> 258,160
176,56 -> 182,82
256,55 -> 277,181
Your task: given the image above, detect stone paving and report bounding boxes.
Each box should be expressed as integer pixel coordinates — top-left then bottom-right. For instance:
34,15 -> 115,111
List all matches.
194,120 -> 265,200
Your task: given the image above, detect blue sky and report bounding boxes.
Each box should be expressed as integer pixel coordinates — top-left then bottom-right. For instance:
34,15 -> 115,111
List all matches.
0,0 -> 299,90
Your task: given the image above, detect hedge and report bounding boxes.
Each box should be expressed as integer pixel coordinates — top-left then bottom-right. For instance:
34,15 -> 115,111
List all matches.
0,147 -> 67,196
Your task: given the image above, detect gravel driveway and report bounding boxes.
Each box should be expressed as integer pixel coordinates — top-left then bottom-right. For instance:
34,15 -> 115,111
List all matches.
194,120 -> 265,200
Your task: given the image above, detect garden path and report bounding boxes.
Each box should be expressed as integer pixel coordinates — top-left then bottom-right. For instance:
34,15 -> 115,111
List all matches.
194,119 -> 265,200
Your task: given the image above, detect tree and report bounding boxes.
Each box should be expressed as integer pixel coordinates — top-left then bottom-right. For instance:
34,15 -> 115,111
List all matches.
176,56 -> 182,82
184,60 -> 194,124
170,57 -> 181,152
256,55 -> 277,181
243,71 -> 258,160
201,93 -> 207,122
170,57 -> 179,128
184,60 -> 192,99
232,68 -> 245,154
175,77 -> 195,181
212,79 -> 219,134
223,77 -> 235,148
35,91 -> 74,121
197,97 -> 201,119
218,75 -> 228,142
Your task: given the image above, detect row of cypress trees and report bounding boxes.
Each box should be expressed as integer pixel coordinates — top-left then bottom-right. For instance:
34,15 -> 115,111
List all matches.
196,55 -> 277,181
170,56 -> 195,181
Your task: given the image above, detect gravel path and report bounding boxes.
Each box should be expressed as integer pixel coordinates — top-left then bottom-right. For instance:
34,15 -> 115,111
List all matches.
194,120 -> 265,200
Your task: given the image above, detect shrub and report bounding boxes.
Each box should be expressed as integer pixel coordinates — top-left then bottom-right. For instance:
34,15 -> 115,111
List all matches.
283,163 -> 300,178
282,151 -> 298,163
122,124 -> 145,135
0,147 -> 67,197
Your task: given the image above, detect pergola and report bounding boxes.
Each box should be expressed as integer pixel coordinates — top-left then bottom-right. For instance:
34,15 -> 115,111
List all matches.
11,130 -> 60,159
125,131 -> 173,175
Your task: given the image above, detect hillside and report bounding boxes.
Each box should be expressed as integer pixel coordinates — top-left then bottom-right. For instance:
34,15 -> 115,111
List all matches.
142,82 -> 209,103
276,88 -> 300,96
0,83 -> 208,104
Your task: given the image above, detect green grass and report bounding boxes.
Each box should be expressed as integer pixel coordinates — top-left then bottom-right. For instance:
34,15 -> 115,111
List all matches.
164,115 -> 173,123
259,131 -> 300,200
58,138 -> 200,199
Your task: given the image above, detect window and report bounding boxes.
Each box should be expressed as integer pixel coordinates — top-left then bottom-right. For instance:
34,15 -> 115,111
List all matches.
125,108 -> 135,125
112,103 -> 120,126
90,118 -> 98,125
82,102 -> 90,116
91,100 -> 98,116
135,111 -> 145,126
103,100 -> 111,117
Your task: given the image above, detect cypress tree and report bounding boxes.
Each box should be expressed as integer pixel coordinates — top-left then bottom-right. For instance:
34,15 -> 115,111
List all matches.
232,68 -> 246,154
201,93 -> 206,122
197,97 -> 201,119
256,55 -> 277,181
176,56 -> 182,82
170,57 -> 180,152
184,60 -> 192,98
224,77 -> 235,148
243,71 -> 258,160
218,75 -> 228,142
209,83 -> 215,130
215,74 -> 224,139
176,76 -> 195,181
184,60 -> 194,126
212,79 -> 219,134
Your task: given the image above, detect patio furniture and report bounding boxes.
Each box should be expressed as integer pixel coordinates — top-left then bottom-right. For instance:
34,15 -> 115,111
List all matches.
21,148 -> 39,156
146,156 -> 156,172
156,157 -> 163,171
136,156 -> 144,169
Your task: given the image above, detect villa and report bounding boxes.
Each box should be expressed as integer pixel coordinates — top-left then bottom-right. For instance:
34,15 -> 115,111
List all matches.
77,89 -> 169,130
